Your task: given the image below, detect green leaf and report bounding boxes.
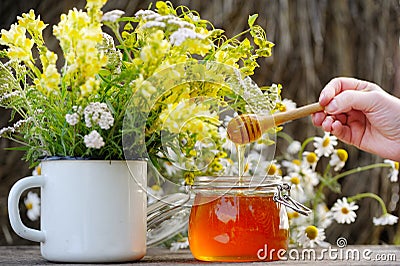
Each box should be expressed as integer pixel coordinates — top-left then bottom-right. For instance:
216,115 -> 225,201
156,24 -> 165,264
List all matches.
248,14 -> 258,27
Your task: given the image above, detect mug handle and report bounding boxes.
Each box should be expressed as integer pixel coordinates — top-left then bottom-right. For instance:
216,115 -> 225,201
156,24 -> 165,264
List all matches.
8,175 -> 45,242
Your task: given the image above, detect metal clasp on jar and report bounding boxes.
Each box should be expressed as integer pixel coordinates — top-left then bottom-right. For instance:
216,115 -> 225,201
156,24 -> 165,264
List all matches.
273,183 -> 312,216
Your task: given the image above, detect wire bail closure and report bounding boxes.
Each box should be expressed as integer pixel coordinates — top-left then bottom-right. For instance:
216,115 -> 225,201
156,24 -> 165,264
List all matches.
273,183 -> 312,216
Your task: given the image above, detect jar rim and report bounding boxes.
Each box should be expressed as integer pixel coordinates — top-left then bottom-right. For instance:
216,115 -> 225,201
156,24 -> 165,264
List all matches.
192,175 -> 282,190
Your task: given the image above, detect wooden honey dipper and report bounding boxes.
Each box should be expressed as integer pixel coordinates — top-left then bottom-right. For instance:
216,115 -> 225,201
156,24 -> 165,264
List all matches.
227,102 -> 324,145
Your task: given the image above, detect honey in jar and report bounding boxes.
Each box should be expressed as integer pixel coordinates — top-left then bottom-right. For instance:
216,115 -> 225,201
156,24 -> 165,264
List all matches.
188,176 -> 292,262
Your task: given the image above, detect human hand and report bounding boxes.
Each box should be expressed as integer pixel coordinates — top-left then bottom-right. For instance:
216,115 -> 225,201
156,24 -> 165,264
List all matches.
312,77 -> 400,161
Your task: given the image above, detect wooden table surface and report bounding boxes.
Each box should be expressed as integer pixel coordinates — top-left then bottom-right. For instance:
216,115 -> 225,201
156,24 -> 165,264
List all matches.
1,245 -> 400,265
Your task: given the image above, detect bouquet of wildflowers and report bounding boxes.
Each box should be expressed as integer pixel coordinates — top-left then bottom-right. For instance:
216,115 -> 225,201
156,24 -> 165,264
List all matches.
0,0 -> 281,176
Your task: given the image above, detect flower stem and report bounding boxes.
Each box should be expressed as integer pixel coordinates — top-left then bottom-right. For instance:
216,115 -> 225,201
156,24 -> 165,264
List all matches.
332,163 -> 392,183
348,192 -> 388,214
277,131 -> 294,144
297,136 -> 314,160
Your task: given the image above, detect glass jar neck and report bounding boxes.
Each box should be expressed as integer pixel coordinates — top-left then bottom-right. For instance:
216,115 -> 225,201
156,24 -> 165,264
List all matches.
191,175 -> 311,216
192,175 -> 282,192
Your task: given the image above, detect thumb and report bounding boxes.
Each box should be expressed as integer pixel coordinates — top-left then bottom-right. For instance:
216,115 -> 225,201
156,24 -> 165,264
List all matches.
324,90 -> 379,115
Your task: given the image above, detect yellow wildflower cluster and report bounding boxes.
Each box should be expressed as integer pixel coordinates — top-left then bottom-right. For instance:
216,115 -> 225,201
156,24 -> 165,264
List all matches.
53,2 -> 107,97
0,24 -> 34,63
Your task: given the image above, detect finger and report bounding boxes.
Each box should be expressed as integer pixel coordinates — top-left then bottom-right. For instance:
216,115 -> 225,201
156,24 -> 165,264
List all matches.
324,90 -> 379,114
319,77 -> 375,106
331,120 -> 351,144
321,116 -> 335,132
311,112 -> 326,126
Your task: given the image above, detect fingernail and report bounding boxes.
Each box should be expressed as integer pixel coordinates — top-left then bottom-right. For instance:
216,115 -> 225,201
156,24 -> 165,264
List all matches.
319,91 -> 325,102
325,99 -> 337,113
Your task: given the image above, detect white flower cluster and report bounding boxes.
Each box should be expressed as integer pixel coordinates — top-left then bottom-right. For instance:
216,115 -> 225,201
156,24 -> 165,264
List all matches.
0,118 -> 32,136
83,102 -> 114,129
64,103 -> 113,149
65,113 -> 79,126
134,9 -> 205,46
169,28 -> 205,46
101,10 -> 125,22
0,90 -> 21,104
84,130 -> 105,149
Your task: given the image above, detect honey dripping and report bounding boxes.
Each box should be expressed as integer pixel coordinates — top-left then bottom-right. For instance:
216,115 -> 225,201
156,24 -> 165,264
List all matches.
236,144 -> 246,181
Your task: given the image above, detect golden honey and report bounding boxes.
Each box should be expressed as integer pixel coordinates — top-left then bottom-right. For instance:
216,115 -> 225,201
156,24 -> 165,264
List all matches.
188,176 -> 289,262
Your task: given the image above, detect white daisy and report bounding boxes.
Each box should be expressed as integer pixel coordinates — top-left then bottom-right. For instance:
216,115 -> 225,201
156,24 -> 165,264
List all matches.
219,126 -> 235,154
263,160 -> 281,176
313,132 -> 337,157
287,211 -> 307,227
170,237 -> 189,252
147,184 -> 165,204
329,149 -> 348,171
315,203 -> 334,229
287,140 -> 301,155
24,192 -> 40,221
296,225 -> 330,248
279,98 -> 297,112
301,167 -> 320,187
373,213 -> 399,226
384,159 -> 399,182
330,197 -> 359,224
282,159 -> 301,173
252,133 -> 270,151
164,161 -> 179,176
283,172 -> 306,202
302,151 -> 319,170
32,164 -> 41,176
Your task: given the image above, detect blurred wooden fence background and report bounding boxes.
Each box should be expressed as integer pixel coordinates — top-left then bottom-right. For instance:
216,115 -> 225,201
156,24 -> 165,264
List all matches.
1,0 -> 399,245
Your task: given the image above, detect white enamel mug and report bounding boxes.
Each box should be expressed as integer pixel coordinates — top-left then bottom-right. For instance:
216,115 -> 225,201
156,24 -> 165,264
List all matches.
8,159 -> 147,263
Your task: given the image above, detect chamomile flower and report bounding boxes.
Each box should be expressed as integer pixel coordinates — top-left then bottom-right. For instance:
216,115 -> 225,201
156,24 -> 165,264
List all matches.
283,172 -> 306,202
282,159 -> 301,173
170,237 -> 189,252
279,98 -> 297,112
372,213 -> 399,226
287,140 -> 301,155
164,161 -> 179,176
287,211 -> 306,226
315,203 -> 333,229
313,132 -> 337,157
329,149 -> 348,171
384,159 -> 399,182
147,184 -> 165,204
296,225 -> 329,248
253,133 -> 271,151
301,166 -> 320,187
302,151 -> 319,170
330,197 -> 359,224
264,160 -> 281,176
24,192 -> 40,221
32,164 -> 41,176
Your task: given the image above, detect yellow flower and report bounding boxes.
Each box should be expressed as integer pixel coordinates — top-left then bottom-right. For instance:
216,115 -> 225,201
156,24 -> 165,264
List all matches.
17,10 -> 47,41
80,77 -> 100,97
53,7 -> 107,96
86,0 -> 107,9
184,172 -> 195,185
0,24 -> 34,62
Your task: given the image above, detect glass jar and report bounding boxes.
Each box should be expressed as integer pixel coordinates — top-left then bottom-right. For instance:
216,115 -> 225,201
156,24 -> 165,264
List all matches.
188,175 -> 310,262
